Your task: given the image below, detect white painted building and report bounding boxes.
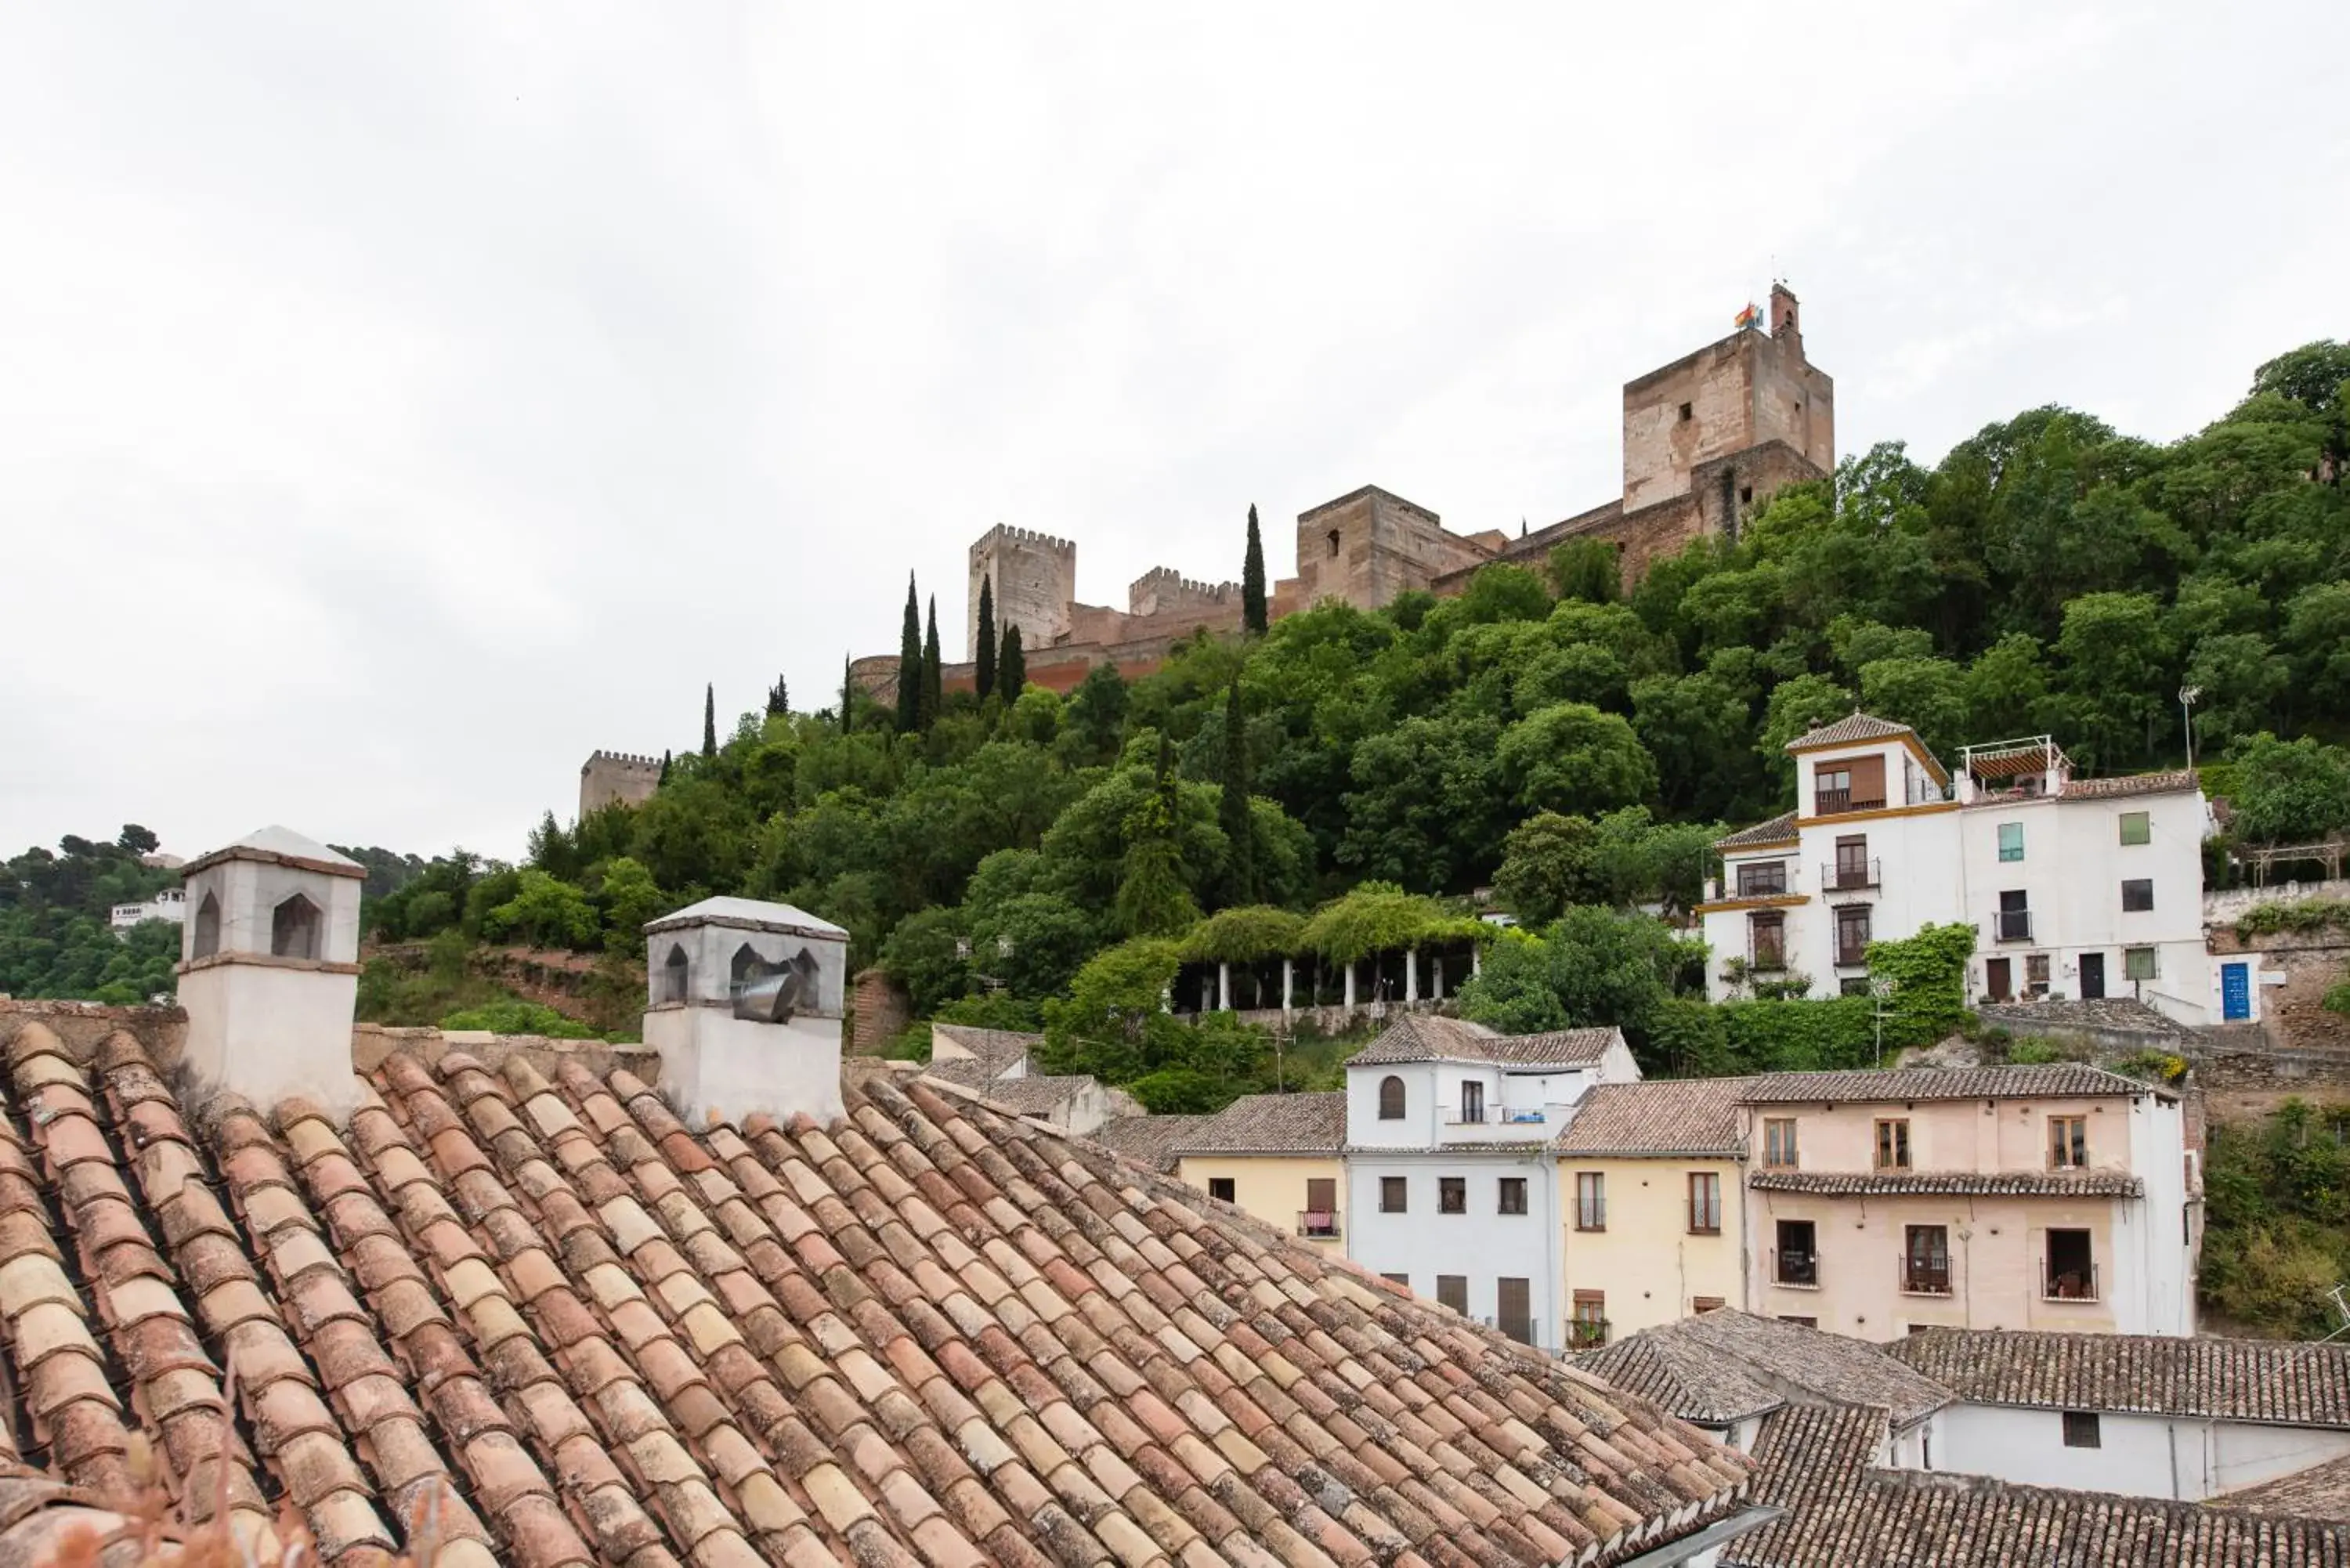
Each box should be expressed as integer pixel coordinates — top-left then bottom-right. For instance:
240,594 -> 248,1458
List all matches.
1701,717 -> 2217,1024
1889,1330 -> 2350,1503
1342,1015 -> 1639,1350
111,886 -> 187,930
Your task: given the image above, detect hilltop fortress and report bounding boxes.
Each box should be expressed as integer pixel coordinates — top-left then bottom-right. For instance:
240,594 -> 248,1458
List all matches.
846,284 -> 1832,699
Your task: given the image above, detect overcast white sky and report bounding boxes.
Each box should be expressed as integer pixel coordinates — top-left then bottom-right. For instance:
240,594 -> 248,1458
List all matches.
2,2 -> 2342,865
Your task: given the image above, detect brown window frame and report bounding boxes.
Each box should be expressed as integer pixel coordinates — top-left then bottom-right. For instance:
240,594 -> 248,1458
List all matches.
1437,1176 -> 1466,1216
1379,1176 -> 1408,1213
1377,1075 -> 1405,1119
1497,1176 -> 1528,1216
1875,1118 -> 1911,1172
1575,1172 -> 1607,1232
2049,1116 -> 2088,1171
1435,1274 -> 1467,1313
1687,1171 -> 1721,1234
1762,1118 -> 1799,1169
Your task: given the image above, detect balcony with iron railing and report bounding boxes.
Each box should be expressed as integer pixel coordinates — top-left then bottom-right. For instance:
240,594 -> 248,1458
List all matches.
1296,1211 -> 1342,1240
1900,1259 -> 1954,1297
1771,1249 -> 1821,1289
1994,909 -> 2035,944
1822,858 -> 1882,894
2042,1260 -> 2100,1302
1814,788 -> 1887,816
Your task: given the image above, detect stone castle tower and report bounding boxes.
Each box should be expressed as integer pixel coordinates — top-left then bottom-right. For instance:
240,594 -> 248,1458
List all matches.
967,525 -> 1076,659
579,750 -> 662,820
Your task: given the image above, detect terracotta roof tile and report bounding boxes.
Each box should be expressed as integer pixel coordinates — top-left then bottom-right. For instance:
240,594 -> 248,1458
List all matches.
1578,1310 -> 1949,1429
1748,1169 -> 2144,1198
0,1011 -> 1758,1567
1738,1062 -> 2168,1104
1556,1078 -> 1752,1157
1713,811 -> 1800,851
1888,1328 -> 2350,1425
1173,1093 -> 1346,1156
1347,1016 -> 1623,1068
1784,710 -> 1917,751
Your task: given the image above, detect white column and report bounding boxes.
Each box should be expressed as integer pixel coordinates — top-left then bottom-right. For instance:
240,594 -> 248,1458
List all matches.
1433,957 -> 1444,1002
1343,961 -> 1357,1010
1282,959 -> 1293,1015
1405,948 -> 1419,1004
1472,944 -> 1483,978
1218,961 -> 1231,1012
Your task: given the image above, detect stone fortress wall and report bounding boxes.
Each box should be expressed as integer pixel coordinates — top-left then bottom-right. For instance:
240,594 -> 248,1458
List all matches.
579,750 -> 662,818
855,285 -> 1837,705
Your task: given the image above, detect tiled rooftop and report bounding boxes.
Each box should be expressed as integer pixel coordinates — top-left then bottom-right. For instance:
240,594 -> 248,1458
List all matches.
1748,1169 -> 2146,1198
1173,1094 -> 1346,1157
961,1072 -> 1100,1118
1974,997 -> 2195,1042
0,1017 -> 1756,1567
1580,1311 -> 1948,1431
924,1026 -> 1042,1078
1087,1116 -> 1216,1175
1573,1331 -> 1783,1428
1347,1016 -> 1621,1070
1887,1329 -> 2350,1427
1712,812 -> 1799,852
1725,1403 -> 2350,1567
1555,1079 -> 1751,1158
1783,712 -> 1917,752
2053,769 -> 2200,800
1737,1063 -> 2167,1104
2216,1452 -> 2350,1520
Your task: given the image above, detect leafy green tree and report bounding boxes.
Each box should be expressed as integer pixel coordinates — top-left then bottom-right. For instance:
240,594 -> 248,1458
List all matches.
2055,591 -> 2171,768
896,573 -> 923,733
877,905 -> 972,1016
1497,702 -> 1658,817
2183,633 -> 2290,750
1456,905 -> 1702,1063
1338,713 -> 1506,892
2226,734 -> 2350,844
921,595 -> 944,730
479,869 -> 601,949
594,856 -> 667,950
1116,738 -> 1200,937
117,825 -> 160,856
1546,538 -> 1621,604
1492,812 -> 1604,925
998,623 -> 1026,699
1061,663 -> 1129,765
1216,680 -> 1254,904
1242,504 -> 1267,634
975,575 -> 997,699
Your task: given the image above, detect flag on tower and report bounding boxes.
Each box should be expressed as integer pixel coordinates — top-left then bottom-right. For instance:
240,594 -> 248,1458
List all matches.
1734,301 -> 1762,331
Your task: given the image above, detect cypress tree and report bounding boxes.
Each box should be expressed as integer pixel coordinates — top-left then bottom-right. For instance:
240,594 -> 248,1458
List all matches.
1242,504 -> 1267,635
1217,678 -> 1253,902
658,750 -> 671,785
702,683 -> 718,757
921,597 -> 943,729
765,674 -> 789,717
974,576 -> 997,700
840,653 -> 853,734
895,573 -> 922,733
998,624 -> 1026,699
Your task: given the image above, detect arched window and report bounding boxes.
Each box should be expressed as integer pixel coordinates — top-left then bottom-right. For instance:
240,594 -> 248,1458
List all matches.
730,941 -> 765,992
191,892 -> 221,959
660,942 -> 691,1003
269,893 -> 320,960
1326,529 -> 1342,558
1377,1075 -> 1405,1120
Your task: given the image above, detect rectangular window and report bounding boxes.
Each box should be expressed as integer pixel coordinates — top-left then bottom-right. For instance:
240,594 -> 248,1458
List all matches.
2119,811 -> 2151,847
1436,1274 -> 1467,1313
1835,834 -> 1871,889
2025,953 -> 2051,994
1737,861 -> 1788,898
1763,1118 -> 1799,1169
1774,1219 -> 1819,1287
2063,1411 -> 2102,1448
1381,1272 -> 1408,1288
2125,945 -> 2159,981
1692,1296 -> 1727,1313
2047,1229 -> 2097,1300
1302,1177 -> 1337,1237
1459,1080 -> 1484,1124
1571,1290 -> 1607,1348
1998,822 -> 2024,862
1687,1171 -> 1721,1234
1875,1118 -> 1911,1171
1497,1176 -> 1528,1216
1575,1172 -> 1606,1231
1207,1177 -> 1235,1202
1904,1224 -> 1951,1295
2049,1116 -> 2088,1169
1835,905 -> 1871,966
1998,889 -> 2032,943
1749,910 -> 1787,970
2122,878 -> 2154,912
1438,1176 -> 1466,1215
1379,1176 -> 1407,1213
1496,1277 -> 1533,1345
1779,1315 -> 1817,1328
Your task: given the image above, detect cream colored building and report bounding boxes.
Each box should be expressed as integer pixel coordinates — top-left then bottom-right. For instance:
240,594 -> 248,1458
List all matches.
1555,1078 -> 1752,1342
1736,1064 -> 2198,1339
1170,1092 -> 1345,1248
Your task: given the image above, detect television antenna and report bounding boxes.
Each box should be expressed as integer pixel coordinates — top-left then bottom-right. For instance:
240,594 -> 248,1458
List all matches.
2180,685 -> 2203,771
1869,977 -> 1900,1068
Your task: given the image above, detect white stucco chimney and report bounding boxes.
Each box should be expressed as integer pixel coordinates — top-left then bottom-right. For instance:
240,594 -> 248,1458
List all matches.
175,826 -> 366,1118
642,896 -> 849,1126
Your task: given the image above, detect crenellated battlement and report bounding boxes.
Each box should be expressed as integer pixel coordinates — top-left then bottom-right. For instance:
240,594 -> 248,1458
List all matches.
582,750 -> 663,772
969,522 -> 1076,558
